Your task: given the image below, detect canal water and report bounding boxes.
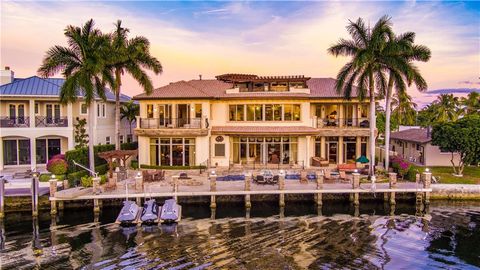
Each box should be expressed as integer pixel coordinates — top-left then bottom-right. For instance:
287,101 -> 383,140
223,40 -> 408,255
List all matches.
0,201 -> 479,269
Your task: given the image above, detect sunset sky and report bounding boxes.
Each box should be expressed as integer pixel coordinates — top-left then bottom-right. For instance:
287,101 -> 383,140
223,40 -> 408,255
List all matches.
1,1 -> 479,107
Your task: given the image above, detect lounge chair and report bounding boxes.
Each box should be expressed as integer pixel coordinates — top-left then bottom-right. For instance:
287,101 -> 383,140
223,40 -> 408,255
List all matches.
270,175 -> 279,185
153,170 -> 165,181
311,157 -> 329,167
255,175 -> 266,184
143,170 -> 154,182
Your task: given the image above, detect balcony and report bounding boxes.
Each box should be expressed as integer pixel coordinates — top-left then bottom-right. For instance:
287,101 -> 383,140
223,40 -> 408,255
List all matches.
35,116 -> 69,127
136,117 -> 208,137
0,117 -> 30,128
317,118 -> 370,128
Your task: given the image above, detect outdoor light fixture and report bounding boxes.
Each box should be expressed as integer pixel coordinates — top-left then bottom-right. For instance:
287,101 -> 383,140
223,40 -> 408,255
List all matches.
354,169 -> 358,173
210,170 -> 216,176
137,171 -> 142,177
425,168 -> 430,172
32,171 -> 40,178
51,174 -> 56,179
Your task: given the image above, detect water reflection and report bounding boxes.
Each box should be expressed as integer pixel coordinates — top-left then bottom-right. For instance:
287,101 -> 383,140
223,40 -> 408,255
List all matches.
0,201 -> 479,269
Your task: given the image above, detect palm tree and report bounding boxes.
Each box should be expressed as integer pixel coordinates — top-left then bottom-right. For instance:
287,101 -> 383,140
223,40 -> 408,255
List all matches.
108,20 -> 162,150
383,32 -> 430,170
392,91 -> 418,126
120,101 -> 139,138
328,15 -> 398,178
38,19 -> 113,173
461,91 -> 480,115
432,94 -> 460,122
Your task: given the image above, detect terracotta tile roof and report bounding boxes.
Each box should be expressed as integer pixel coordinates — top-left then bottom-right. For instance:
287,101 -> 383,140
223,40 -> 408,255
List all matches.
133,77 -> 358,100
391,128 -> 431,144
211,126 -> 318,135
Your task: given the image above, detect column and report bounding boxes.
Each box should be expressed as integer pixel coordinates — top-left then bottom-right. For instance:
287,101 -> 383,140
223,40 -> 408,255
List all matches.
338,104 -> 344,127
353,104 -> 358,126
30,137 -> 36,170
356,137 -> 362,157
320,136 -> 326,159
0,138 -> 4,170
305,136 -> 311,167
338,137 -> 344,164
29,99 -> 35,128
67,103 -> 73,128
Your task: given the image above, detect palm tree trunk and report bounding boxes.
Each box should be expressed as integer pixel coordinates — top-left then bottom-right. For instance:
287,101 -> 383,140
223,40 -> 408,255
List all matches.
384,75 -> 394,171
115,69 -> 122,150
88,102 -> 95,175
369,73 -> 376,177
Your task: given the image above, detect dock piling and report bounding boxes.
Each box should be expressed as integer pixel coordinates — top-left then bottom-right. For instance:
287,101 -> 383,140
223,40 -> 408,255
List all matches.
49,178 -> 58,215
136,197 -> 142,206
388,173 -> 397,205
423,171 -> 432,204
93,199 -> 101,213
279,172 -> 285,207
92,177 -> 100,195
31,173 -> 39,217
209,172 -> 217,209
135,173 -> 143,192
172,176 -> 179,200
316,172 -> 324,206
244,173 -> 251,209
63,179 -> 69,189
352,172 -> 360,206
0,176 -> 4,219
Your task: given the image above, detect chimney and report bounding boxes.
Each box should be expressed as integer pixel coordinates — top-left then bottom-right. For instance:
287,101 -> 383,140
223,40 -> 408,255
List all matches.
199,74 -> 202,80
0,66 -> 14,86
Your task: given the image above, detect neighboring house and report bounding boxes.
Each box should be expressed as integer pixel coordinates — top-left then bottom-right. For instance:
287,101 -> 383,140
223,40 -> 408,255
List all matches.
390,128 -> 461,167
0,67 -> 135,170
133,73 -> 373,168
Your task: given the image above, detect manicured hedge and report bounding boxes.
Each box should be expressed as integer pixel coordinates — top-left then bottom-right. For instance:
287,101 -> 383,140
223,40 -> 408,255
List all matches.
121,141 -> 138,150
39,173 -> 65,182
65,144 -> 115,173
140,164 -> 206,170
131,160 -> 139,169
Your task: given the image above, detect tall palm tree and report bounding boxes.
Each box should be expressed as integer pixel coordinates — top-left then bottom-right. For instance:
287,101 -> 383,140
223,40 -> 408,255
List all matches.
328,15 -> 398,178
120,101 -> 139,138
383,32 -> 430,170
392,91 -> 418,125
432,94 -> 460,122
108,20 -> 162,150
461,91 -> 480,115
38,19 -> 113,173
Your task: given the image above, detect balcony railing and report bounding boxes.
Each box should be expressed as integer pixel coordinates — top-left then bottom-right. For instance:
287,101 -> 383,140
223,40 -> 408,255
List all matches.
317,118 -> 369,128
35,116 -> 68,127
0,117 -> 30,128
139,118 -> 203,129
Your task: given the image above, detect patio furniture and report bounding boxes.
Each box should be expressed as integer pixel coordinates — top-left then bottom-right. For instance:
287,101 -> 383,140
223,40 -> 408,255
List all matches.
153,170 -> 165,181
13,169 -> 33,179
311,157 -> 329,167
270,175 -> 279,185
179,172 -> 190,179
337,163 -> 357,173
142,170 -> 154,182
255,175 -> 266,184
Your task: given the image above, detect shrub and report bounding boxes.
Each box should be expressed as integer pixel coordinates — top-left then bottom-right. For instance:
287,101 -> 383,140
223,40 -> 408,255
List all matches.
405,165 -> 418,181
121,141 -> 138,150
80,174 -> 107,188
131,160 -> 139,169
66,164 -> 109,186
39,173 -> 65,182
47,158 -> 68,175
65,144 -> 115,173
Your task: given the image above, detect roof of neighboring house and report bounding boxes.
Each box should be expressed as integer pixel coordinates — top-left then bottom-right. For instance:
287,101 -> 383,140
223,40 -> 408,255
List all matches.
133,77 -> 358,100
390,128 -> 431,144
0,76 -> 131,102
211,126 -> 318,135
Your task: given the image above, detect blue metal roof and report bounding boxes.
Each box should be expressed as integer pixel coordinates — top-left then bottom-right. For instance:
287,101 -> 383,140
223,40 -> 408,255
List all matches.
0,76 -> 131,102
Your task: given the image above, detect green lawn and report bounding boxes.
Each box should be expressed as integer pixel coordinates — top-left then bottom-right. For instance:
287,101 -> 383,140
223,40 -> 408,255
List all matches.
428,166 -> 480,184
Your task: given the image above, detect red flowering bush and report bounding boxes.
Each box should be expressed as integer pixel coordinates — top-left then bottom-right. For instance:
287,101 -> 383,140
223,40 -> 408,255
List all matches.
47,158 -> 68,175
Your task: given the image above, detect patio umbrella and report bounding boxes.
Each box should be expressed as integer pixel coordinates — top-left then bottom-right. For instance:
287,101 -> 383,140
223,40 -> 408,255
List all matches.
356,156 -> 369,163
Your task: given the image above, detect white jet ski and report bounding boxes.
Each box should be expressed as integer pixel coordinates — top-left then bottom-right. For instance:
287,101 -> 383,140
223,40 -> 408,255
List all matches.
159,199 -> 182,223
141,199 -> 159,224
116,200 -> 141,225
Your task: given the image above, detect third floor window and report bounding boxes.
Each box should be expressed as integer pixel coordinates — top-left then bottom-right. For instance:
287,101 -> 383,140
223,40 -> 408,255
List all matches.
229,104 -> 301,122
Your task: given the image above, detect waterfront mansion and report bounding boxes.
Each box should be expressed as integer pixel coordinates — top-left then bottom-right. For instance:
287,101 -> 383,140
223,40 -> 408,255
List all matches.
0,67 -> 134,170
133,73 -> 372,169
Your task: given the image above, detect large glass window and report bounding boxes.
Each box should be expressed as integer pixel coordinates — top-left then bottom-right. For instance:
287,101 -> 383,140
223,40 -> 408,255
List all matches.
273,104 -> 282,121
150,138 -> 195,166
3,139 -> 30,165
146,104 -> 154,118
195,104 -> 202,118
36,138 -> 61,164
231,104 -> 299,121
231,137 -> 298,165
